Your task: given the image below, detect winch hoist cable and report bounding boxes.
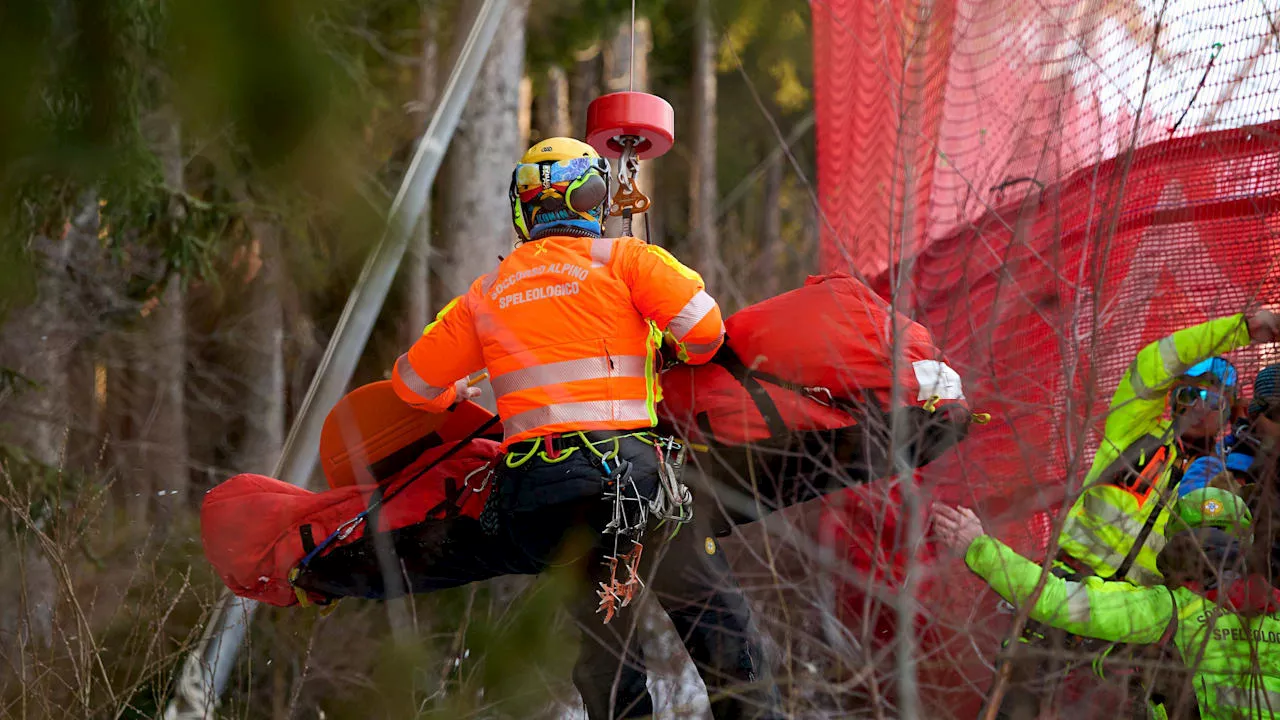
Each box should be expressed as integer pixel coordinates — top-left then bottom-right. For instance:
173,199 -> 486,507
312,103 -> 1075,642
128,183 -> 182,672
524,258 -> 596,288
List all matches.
583,0 -> 674,238
581,6 -> 689,622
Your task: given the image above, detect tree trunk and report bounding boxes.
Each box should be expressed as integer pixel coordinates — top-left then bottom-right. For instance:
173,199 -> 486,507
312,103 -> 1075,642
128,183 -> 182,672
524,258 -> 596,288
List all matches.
100,337 -> 131,541
436,0 -> 531,303
130,111 -> 189,528
602,18 -> 653,240
719,210 -> 747,311
64,345 -> 102,474
128,277 -> 188,526
0,195 -> 98,657
120,356 -> 149,525
534,65 -> 571,140
602,17 -> 649,97
402,5 -> 438,346
434,0 -> 530,417
569,45 -> 601,138
0,231 -> 75,467
518,75 -> 533,150
231,224 -> 285,477
759,160 -> 784,299
689,0 -> 718,288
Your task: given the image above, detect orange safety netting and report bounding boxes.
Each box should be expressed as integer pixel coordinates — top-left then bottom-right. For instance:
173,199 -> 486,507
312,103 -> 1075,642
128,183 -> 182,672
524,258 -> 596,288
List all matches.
811,0 -> 1280,713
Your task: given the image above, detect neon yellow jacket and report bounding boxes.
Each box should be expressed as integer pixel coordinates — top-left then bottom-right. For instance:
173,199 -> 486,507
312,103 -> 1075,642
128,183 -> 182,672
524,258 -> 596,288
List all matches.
1058,315 -> 1251,584
968,535 -> 1280,719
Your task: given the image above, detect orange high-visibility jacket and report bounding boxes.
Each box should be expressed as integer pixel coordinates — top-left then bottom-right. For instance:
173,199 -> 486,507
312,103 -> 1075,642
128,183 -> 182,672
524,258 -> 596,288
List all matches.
392,235 -> 725,447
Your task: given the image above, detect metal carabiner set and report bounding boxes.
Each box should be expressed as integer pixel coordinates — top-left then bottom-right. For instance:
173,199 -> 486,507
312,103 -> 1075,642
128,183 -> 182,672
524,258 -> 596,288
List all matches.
594,435 -> 694,623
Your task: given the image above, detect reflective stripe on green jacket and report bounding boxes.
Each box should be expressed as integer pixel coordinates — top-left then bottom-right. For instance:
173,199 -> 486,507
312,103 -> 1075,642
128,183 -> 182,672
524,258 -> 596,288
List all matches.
968,535 -> 1280,720
1058,315 -> 1251,584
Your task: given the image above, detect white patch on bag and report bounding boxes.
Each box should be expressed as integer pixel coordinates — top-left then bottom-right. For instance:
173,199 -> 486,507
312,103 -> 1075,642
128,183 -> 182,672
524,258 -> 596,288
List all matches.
912,360 -> 965,401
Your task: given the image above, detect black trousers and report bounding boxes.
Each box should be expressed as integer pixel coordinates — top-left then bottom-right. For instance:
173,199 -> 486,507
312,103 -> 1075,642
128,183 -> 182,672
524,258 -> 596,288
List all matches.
491,433 -> 782,720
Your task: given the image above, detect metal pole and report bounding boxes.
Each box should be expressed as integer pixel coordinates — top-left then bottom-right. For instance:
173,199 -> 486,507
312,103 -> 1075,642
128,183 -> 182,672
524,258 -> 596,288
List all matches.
163,1 -> 510,716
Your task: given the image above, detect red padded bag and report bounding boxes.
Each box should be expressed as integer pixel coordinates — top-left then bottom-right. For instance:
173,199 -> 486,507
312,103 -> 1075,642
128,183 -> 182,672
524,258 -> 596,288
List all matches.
659,273 -> 966,446
723,273 -> 962,409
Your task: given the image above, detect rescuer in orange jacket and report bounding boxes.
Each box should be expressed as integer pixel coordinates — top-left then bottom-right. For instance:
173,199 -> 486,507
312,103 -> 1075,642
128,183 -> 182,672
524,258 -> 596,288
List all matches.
392,137 -> 781,719
391,149 -> 724,444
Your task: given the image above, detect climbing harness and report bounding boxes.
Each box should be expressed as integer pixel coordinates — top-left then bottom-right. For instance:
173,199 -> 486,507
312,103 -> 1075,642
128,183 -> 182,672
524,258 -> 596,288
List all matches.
482,429 -> 694,622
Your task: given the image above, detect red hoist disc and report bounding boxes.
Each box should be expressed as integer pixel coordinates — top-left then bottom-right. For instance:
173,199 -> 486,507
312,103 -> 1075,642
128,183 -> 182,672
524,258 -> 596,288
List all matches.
585,92 -> 676,159
585,92 -> 675,234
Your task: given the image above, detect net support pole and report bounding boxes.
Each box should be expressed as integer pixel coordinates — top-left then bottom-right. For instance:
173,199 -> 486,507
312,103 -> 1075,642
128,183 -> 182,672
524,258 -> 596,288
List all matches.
162,1 -> 510,716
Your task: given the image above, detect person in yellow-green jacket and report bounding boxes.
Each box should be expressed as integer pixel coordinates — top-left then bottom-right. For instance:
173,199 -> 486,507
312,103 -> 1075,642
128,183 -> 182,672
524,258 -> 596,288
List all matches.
962,310 -> 1280,719
936,498 -> 1280,720
1059,311 -> 1280,587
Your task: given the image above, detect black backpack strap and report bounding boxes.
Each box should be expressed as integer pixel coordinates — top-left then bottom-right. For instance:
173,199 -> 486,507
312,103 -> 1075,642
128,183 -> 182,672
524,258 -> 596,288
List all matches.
1108,443 -> 1185,581
299,524 -> 317,554
367,431 -> 445,483
422,476 -> 466,520
713,344 -> 790,438
695,412 -> 720,446
1091,432 -> 1173,495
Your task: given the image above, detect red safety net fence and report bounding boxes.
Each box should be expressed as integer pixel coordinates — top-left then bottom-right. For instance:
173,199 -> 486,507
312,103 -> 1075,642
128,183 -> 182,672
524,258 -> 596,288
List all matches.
805,0 -> 1280,716
820,121 -> 1280,717
812,0 -> 1280,277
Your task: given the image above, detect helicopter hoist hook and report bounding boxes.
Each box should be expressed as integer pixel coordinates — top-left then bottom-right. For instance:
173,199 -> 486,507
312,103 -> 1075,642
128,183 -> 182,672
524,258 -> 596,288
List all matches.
585,91 -> 675,237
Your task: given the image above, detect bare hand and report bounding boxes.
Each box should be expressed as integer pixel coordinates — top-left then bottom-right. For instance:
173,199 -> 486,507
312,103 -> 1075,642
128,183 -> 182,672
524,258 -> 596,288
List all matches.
932,503 -> 986,552
1247,309 -> 1280,344
453,377 -> 482,401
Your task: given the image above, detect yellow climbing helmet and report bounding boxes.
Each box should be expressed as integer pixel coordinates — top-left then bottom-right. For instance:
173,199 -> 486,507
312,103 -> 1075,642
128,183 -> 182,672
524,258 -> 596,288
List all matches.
520,137 -> 601,163
510,137 -> 611,241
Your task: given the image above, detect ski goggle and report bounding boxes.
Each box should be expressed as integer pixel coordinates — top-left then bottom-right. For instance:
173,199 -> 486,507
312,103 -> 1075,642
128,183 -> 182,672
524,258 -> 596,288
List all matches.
509,156 -> 611,240
511,157 -> 610,204
1184,357 -> 1239,391
1172,385 -> 1230,411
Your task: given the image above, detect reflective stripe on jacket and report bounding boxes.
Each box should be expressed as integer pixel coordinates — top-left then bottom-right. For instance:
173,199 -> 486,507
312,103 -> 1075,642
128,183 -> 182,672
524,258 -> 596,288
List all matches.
967,535 -> 1280,720
391,235 -> 724,447
1058,315 -> 1251,583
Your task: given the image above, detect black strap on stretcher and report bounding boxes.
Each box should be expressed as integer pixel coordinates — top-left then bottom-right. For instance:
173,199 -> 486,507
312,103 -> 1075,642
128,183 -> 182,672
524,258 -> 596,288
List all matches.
297,414 -> 501,571
710,343 -> 792,439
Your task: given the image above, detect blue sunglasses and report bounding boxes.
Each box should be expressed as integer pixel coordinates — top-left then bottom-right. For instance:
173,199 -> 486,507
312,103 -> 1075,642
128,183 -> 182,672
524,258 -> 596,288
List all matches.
1172,386 -> 1230,410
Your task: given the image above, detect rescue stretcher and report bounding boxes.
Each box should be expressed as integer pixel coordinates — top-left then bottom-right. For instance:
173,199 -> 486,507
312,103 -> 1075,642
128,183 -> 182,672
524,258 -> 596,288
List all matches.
201,274 -> 976,607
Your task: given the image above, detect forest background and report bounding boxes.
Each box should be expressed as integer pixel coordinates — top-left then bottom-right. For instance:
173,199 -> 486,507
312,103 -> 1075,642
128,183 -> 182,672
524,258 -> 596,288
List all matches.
0,0 -> 822,717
